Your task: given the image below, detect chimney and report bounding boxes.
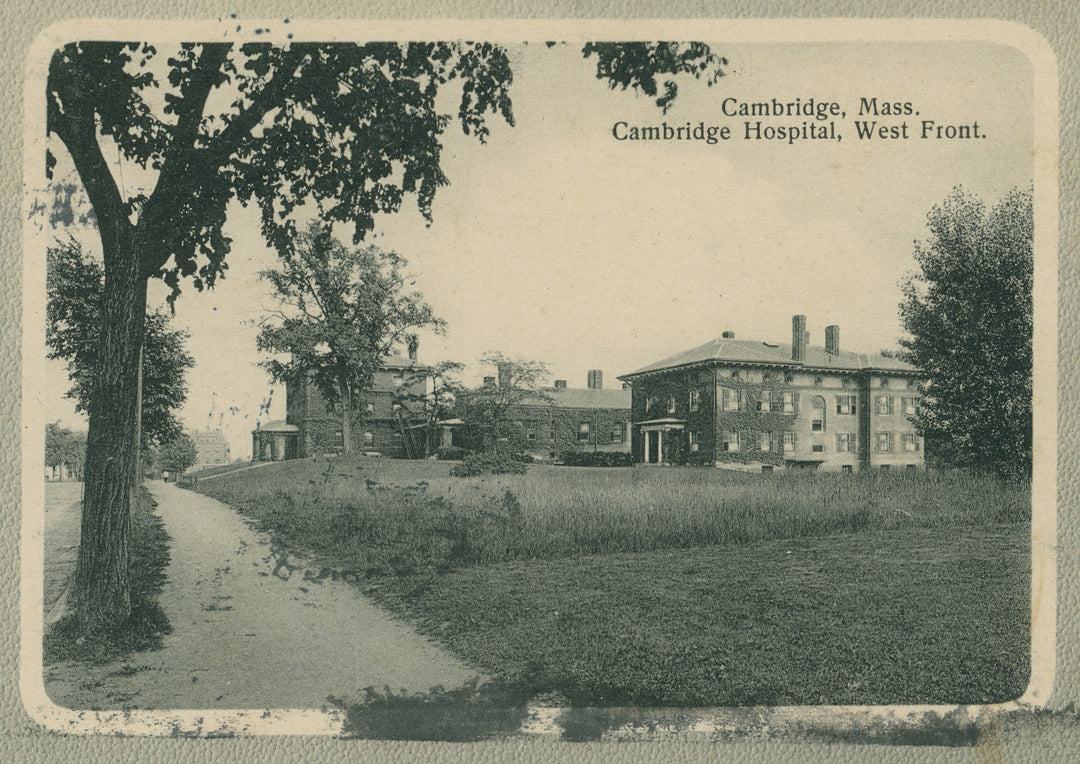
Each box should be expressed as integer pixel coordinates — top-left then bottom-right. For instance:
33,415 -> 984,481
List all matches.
721,330 -> 735,339
792,315 -> 807,363
483,376 -> 496,387
825,325 -> 840,355
554,379 -> 567,390
407,335 -> 419,362
587,369 -> 603,390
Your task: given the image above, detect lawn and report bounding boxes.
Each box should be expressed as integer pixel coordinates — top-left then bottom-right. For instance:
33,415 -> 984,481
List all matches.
194,455 -> 1030,706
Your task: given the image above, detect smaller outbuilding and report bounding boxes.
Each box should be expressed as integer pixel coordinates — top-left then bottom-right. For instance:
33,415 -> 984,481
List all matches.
251,420 -> 299,462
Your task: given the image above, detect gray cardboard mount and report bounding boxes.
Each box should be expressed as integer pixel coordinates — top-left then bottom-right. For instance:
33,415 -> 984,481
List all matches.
4,1 -> 1078,761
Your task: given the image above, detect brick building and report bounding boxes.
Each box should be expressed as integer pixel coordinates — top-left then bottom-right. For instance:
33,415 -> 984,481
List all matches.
252,346 -> 431,460
191,428 -> 231,470
461,370 -> 632,460
618,316 -> 925,472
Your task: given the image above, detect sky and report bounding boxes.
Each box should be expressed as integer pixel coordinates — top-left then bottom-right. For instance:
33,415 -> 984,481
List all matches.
37,38 -> 1035,460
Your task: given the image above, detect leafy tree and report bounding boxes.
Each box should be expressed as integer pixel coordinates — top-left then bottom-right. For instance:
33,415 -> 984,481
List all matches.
898,186 -> 1033,480
157,433 -> 198,476
46,239 -> 194,449
392,359 -> 465,458
257,222 -> 444,455
45,422 -> 86,481
461,352 -> 551,450
46,38 -> 724,632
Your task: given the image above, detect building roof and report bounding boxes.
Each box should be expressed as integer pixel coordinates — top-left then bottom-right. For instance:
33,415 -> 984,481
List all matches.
253,420 -> 299,433
520,387 -> 632,410
621,337 -> 918,379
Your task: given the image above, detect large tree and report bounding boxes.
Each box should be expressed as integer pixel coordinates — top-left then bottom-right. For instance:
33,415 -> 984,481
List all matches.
461,352 -> 551,450
898,186 -> 1033,480
46,239 -> 194,450
257,222 -> 443,454
46,39 -> 725,632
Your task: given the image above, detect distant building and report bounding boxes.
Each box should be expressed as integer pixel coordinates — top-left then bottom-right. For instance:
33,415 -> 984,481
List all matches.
190,428 -> 231,470
618,315 -> 926,472
459,370 -> 633,460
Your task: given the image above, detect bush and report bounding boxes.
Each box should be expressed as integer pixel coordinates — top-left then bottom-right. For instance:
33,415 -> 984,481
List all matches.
450,450 -> 529,477
436,446 -> 467,461
558,451 -> 633,468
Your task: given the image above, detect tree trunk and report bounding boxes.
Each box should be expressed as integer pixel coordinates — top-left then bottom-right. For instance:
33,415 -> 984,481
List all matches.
73,230 -> 146,633
340,379 -> 353,455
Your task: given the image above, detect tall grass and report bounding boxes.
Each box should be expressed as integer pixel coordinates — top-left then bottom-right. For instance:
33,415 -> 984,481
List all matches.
196,457 -> 1030,577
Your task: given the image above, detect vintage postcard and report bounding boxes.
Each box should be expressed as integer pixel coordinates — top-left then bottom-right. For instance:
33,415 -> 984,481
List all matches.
17,14 -> 1062,752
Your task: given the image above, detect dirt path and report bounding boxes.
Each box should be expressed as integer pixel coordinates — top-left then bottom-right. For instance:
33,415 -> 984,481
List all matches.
43,482 -> 83,622
44,481 -> 481,711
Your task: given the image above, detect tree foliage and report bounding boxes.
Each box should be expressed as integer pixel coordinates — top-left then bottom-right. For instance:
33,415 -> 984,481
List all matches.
45,422 -> 87,481
583,42 -> 727,112
898,186 -> 1033,480
46,240 -> 194,449
157,433 -> 198,475
257,222 -> 444,454
461,352 -> 551,448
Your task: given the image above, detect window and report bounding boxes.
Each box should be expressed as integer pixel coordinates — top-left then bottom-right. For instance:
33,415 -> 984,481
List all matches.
841,464 -> 853,474
722,387 -> 740,412
721,431 -> 740,452
756,391 -> 771,412
906,464 -> 919,471
902,396 -> 919,416
902,433 -> 920,452
759,432 -> 771,452
876,432 -> 892,452
549,425 -> 556,442
578,423 -> 590,442
646,395 -> 657,411
811,396 -> 826,432
362,431 -> 374,446
761,465 -> 774,474
876,395 -> 893,415
667,395 -> 676,414
689,390 -> 700,412
835,395 -> 857,415
335,430 -> 343,444
393,370 -> 404,387
782,391 -> 795,414
611,422 -> 624,442
879,464 -> 891,471
836,432 -> 856,453
689,431 -> 699,452
812,444 -> 825,453
527,429 -> 537,441
783,432 -> 795,453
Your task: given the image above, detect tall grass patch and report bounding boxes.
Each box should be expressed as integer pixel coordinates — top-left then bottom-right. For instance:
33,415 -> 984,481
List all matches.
196,458 -> 1029,575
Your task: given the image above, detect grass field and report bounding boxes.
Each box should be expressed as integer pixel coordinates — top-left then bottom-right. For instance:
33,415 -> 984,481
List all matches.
44,486 -> 172,664
195,455 -> 1030,706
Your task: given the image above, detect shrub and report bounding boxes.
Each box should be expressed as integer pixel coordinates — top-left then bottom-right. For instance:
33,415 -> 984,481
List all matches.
450,450 -> 529,477
436,446 -> 467,461
558,451 -> 633,468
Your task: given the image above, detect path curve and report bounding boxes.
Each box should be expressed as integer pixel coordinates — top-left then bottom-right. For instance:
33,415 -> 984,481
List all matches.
45,481 -> 480,710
